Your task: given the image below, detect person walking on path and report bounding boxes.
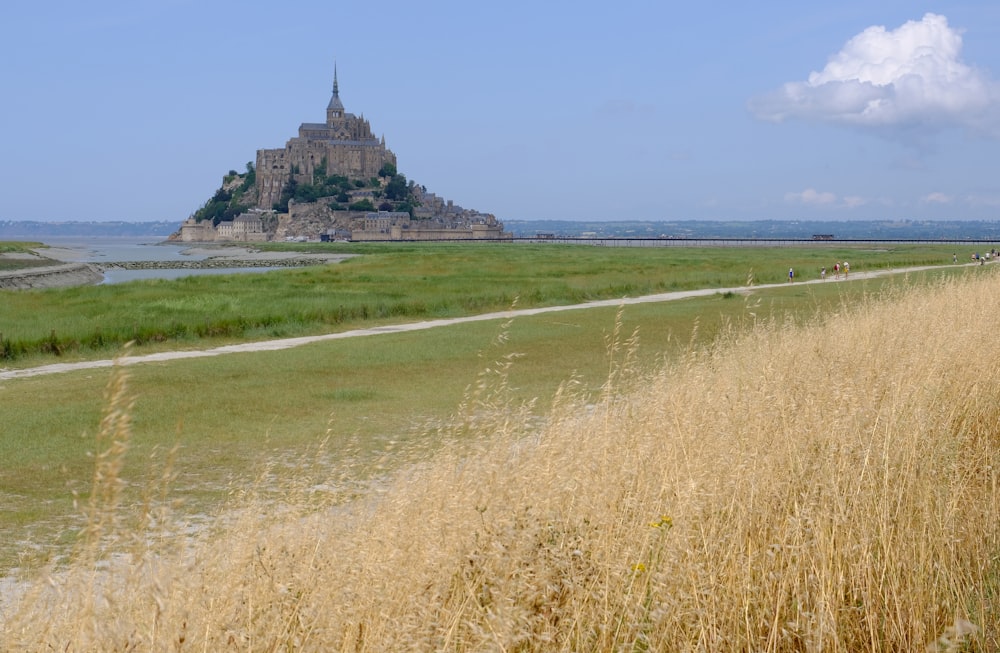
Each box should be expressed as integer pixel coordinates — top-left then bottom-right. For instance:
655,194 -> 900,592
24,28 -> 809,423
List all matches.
821,267 -> 826,280
843,261 -> 850,278
789,267 -> 794,282
834,262 -> 840,279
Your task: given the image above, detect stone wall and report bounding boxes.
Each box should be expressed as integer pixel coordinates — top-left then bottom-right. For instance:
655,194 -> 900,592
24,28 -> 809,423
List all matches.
275,203 -> 368,240
351,222 -> 508,241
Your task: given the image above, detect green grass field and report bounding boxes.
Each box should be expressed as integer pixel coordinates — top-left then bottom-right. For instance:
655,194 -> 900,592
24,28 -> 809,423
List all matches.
0,242 -> 983,569
4,261 -> 1000,649
0,241 -> 970,365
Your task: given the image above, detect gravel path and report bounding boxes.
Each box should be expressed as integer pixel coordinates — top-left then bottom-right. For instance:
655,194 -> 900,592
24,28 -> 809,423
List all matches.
0,263 -> 972,381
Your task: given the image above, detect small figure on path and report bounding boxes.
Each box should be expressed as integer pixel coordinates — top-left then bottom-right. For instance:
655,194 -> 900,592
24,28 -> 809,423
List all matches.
843,261 -> 850,278
833,262 -> 840,279
953,253 -> 958,263
789,267 -> 794,282
821,267 -> 826,280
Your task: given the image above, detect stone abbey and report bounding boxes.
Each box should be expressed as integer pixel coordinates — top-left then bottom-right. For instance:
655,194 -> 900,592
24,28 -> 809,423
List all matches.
254,67 -> 397,211
177,66 -> 505,242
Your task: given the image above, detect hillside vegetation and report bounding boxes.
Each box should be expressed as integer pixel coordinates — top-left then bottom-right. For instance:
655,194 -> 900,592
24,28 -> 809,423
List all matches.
3,269 -> 999,650
190,161 -> 417,224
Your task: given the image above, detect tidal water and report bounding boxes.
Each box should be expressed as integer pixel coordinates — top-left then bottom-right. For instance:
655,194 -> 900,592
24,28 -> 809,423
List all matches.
38,237 -> 278,284
40,237 -> 204,262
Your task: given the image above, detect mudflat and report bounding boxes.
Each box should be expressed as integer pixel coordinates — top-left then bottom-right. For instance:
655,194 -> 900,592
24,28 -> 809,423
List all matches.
178,246 -> 354,263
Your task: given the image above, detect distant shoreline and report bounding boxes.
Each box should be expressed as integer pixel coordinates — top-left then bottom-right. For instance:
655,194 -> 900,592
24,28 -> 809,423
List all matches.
6,218 -> 1000,241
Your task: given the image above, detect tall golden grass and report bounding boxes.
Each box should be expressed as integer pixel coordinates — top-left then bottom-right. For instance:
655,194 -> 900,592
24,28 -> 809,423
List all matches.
3,270 -> 1000,651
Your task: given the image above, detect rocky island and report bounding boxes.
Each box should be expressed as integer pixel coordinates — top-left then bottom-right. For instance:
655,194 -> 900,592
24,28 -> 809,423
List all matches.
171,66 -> 507,243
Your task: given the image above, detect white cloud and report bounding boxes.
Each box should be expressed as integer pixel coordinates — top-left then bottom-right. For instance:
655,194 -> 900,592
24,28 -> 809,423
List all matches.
921,191 -> 951,203
785,188 -> 837,205
784,189 -> 875,209
749,13 -> 1000,135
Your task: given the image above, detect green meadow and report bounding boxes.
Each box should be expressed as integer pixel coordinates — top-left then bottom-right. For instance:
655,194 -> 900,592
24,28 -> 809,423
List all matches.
0,242 -> 980,568
0,241 -> 967,364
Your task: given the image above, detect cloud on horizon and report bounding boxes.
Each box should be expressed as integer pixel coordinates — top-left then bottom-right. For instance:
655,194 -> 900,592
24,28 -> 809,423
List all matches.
749,13 -> 1000,137
921,192 -> 951,204
785,189 -> 880,209
785,188 -> 837,205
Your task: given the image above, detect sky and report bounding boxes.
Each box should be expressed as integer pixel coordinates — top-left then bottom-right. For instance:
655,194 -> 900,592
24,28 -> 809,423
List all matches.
4,1 -> 1000,224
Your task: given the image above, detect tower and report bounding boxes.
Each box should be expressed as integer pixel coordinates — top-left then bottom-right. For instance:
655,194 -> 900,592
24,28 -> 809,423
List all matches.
326,64 -> 345,126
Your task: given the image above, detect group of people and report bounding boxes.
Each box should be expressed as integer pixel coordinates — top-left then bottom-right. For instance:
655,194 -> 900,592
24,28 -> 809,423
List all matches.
831,261 -> 849,279
790,261 -> 849,282
791,249 -> 1000,284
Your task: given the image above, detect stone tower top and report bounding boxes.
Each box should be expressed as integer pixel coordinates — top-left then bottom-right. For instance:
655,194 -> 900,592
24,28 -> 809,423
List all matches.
326,64 -> 345,125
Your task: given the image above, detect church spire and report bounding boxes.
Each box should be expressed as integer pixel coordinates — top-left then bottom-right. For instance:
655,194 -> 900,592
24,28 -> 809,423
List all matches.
326,62 -> 345,124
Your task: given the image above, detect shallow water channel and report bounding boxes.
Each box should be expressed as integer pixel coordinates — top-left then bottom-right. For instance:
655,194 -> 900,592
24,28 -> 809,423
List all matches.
39,237 -> 281,284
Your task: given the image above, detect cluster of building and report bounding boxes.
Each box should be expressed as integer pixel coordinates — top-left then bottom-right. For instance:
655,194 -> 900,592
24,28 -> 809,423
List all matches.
177,211 -> 267,243
177,66 -> 506,243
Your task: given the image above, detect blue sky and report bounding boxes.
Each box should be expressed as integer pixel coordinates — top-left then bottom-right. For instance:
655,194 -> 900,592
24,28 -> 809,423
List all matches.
4,1 -> 1000,223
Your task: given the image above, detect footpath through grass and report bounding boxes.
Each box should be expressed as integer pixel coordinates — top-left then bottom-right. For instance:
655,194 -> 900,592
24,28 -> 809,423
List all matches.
0,241 -> 968,365
6,266 -> 1000,649
0,253 -> 980,570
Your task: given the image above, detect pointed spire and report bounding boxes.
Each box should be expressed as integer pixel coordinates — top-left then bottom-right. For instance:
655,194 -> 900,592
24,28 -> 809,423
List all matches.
327,61 -> 345,118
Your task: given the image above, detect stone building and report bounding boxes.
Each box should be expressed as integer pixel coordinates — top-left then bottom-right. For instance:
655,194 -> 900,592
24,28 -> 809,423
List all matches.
231,213 -> 266,241
255,66 -> 397,210
176,211 -> 269,242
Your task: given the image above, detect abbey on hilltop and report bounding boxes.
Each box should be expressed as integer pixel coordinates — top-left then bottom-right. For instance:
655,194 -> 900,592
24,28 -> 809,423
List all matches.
255,66 -> 397,211
177,66 -> 506,243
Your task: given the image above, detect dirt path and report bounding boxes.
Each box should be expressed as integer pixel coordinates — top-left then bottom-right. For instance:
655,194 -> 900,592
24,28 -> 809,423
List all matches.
0,263 -> 972,381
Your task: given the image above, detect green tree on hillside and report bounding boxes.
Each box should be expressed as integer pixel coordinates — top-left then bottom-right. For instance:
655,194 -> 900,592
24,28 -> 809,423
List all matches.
193,162 -> 257,224
349,199 -> 376,211
384,173 -> 409,201
240,162 -> 256,192
194,183 -> 249,225
395,200 -> 416,217
274,178 -> 298,213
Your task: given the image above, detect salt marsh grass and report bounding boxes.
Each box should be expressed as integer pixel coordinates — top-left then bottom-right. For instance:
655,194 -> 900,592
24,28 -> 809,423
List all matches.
4,269 -> 1000,650
0,243 -> 966,365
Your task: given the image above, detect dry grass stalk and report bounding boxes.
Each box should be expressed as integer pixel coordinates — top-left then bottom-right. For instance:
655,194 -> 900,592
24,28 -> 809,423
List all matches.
3,271 -> 1000,650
